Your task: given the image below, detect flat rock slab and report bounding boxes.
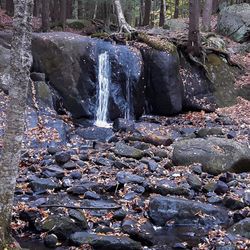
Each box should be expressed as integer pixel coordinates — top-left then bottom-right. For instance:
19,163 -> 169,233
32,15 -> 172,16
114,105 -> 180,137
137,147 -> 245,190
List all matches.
228,218 -> 250,239
76,127 -> 114,142
172,137 -> 250,175
70,232 -> 142,250
113,142 -> 144,159
148,196 -> 229,227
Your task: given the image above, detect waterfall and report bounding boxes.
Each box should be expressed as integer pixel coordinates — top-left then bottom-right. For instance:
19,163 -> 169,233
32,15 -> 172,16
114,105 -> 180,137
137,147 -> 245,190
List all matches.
95,52 -> 111,128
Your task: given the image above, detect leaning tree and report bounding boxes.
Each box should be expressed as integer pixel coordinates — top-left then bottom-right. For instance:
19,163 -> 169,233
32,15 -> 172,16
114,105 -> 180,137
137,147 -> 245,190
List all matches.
0,0 -> 33,248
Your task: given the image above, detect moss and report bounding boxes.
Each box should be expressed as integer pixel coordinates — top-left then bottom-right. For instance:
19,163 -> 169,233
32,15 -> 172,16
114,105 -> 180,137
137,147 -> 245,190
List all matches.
137,33 -> 177,54
91,32 -> 110,39
205,53 -> 237,107
66,19 -> 91,29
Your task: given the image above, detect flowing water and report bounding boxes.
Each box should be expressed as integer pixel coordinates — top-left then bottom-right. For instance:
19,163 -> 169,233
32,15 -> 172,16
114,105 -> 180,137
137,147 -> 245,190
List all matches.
95,52 -> 111,128
125,67 -> 134,120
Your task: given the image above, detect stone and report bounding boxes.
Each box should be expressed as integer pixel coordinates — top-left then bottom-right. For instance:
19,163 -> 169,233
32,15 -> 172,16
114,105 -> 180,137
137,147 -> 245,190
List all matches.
214,181 -> 229,195
218,3 -> 250,42
67,185 -> 88,195
141,47 -> 183,116
32,32 -> 144,120
40,215 -> 87,240
116,171 -> 145,185
70,171 -> 82,180
55,151 -> 71,164
172,138 -> 250,175
148,196 -> 229,227
44,234 -> 58,248
113,143 -> 144,160
196,128 -> 224,138
187,174 -> 202,191
43,165 -> 65,178
113,118 -> 135,132
76,127 -> 114,143
63,161 -> 78,170
244,189 -> 250,205
84,191 -> 101,200
29,178 -> 60,193
70,232 -> 142,250
68,209 -> 88,229
228,218 -> 250,239
223,196 -> 245,210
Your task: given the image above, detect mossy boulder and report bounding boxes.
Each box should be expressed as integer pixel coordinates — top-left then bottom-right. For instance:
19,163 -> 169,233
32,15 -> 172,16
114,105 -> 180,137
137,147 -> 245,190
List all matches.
217,3 -> 250,43
205,53 -> 238,107
172,137 -> 250,175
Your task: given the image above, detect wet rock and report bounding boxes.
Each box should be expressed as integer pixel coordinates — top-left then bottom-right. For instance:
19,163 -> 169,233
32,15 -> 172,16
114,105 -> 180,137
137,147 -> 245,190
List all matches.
70,232 -> 142,250
68,209 -> 88,229
217,3 -> 250,42
214,181 -> 229,195
70,171 -> 82,180
113,143 -> 144,160
228,218 -> 250,239
151,179 -> 190,197
44,234 -> 58,248
116,171 -> 145,184
43,165 -> 65,178
47,146 -> 60,155
76,127 -> 114,142
172,138 -> 250,175
29,177 -> 60,193
113,209 -> 127,221
19,210 -> 42,229
113,118 -> 135,132
32,32 -> 144,120
192,164 -> 203,175
55,151 -> 71,164
40,215 -> 87,240
113,160 -> 130,169
122,219 -> 154,246
141,46 -> 183,116
195,128 -> 224,138
173,242 -> 188,249
145,159 -> 158,172
94,157 -> 112,166
187,174 -> 202,191
84,191 -> 101,200
148,196 -> 229,227
223,196 -> 245,210
63,161 -> 78,170
67,185 -> 88,195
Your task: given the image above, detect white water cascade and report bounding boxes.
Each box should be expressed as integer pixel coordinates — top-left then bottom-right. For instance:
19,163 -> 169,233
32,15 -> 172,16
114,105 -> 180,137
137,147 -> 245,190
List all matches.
95,52 -> 111,128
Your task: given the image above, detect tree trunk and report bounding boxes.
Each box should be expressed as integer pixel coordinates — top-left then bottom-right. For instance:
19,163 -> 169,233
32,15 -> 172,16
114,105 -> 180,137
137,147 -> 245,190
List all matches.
78,0 -> 84,19
202,0 -> 213,32
174,0 -> 179,18
143,0 -> 151,26
159,0 -> 166,26
188,0 -> 201,56
72,0 -> 78,19
0,0 -> 33,248
113,0 -> 135,33
41,0 -> 50,31
60,0 -> 66,29
139,0 -> 144,26
6,0 -> 14,16
1,0 -> 6,9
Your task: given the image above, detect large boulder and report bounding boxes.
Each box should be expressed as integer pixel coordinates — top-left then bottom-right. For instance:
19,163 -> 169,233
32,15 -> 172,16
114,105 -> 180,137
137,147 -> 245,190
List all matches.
217,3 -> 250,43
172,137 -> 250,175
32,32 -> 144,121
228,218 -> 250,239
148,196 -> 229,227
141,47 -> 183,115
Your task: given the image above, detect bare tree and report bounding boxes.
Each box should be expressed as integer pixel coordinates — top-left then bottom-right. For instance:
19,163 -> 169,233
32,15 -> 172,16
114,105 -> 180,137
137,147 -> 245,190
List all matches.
143,0 -> 151,26
202,0 -> 213,32
174,0 -> 179,18
41,0 -> 50,31
188,0 -> 201,56
0,0 -> 33,248
159,0 -> 166,26
113,0 -> 135,33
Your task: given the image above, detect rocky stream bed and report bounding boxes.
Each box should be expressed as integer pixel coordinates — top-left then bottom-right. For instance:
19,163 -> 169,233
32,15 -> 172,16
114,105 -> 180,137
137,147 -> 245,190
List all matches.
1,88 -> 249,250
